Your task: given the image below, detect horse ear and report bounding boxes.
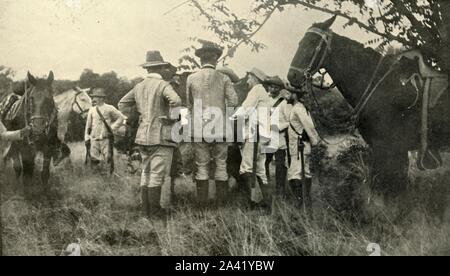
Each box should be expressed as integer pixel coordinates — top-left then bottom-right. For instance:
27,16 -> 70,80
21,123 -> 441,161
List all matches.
47,71 -> 54,84
317,15 -> 337,30
27,71 -> 37,86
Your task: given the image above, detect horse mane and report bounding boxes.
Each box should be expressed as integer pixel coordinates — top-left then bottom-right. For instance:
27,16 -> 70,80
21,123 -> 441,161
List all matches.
329,29 -> 417,74
54,88 -> 75,102
329,30 -> 384,66
54,88 -> 77,115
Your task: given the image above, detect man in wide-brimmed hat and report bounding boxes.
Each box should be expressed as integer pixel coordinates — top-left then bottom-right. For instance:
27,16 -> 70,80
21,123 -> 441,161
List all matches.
119,50 -> 182,220
187,40 -> 238,208
85,88 -> 125,172
231,67 -> 273,209
262,76 -> 292,197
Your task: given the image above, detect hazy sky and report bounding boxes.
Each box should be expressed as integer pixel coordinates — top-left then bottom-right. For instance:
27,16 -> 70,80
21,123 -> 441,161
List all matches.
0,0 -> 374,80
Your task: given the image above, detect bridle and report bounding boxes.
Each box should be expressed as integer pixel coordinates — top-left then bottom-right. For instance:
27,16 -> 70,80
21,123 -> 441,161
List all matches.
289,27 -> 400,145
289,27 -> 353,145
72,89 -> 90,116
23,81 -> 58,143
289,27 -> 333,87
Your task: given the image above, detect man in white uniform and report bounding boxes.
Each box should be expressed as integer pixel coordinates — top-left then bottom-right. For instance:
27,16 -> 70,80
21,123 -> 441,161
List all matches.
232,68 -> 272,208
85,88 -> 125,172
263,76 -> 291,197
287,89 -> 320,208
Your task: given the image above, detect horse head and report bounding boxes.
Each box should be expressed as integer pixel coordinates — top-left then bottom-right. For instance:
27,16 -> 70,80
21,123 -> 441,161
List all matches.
25,71 -> 57,137
72,87 -> 92,119
288,16 -> 336,88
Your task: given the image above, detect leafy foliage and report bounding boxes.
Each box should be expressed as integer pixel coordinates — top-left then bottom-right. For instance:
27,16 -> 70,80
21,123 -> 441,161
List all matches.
53,80 -> 78,95
78,69 -> 143,106
178,0 -> 278,70
187,0 -> 450,71
0,66 -> 14,100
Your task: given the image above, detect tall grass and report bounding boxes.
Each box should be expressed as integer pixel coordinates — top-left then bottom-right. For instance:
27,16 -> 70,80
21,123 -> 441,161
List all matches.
0,143 -> 449,256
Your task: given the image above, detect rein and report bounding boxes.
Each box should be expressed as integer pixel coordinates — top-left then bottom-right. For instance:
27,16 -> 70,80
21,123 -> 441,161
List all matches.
291,27 -> 400,145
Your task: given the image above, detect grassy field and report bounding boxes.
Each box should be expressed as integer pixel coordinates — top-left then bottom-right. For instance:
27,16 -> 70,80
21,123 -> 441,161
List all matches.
1,142 -> 450,256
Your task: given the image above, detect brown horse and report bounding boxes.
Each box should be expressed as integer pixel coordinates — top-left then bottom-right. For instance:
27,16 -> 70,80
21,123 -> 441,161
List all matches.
288,17 -> 450,198
3,72 -> 59,197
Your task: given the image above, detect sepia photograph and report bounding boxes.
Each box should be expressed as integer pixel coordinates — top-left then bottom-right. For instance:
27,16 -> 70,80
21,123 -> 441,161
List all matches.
0,0 -> 450,259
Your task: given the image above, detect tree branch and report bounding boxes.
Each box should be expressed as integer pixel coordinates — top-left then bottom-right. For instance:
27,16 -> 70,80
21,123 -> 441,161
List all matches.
219,4 -> 279,63
285,0 -> 412,46
163,0 -> 193,16
390,0 -> 437,45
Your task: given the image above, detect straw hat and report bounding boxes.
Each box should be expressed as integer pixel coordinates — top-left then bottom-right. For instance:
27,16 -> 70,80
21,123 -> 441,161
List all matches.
247,67 -> 268,83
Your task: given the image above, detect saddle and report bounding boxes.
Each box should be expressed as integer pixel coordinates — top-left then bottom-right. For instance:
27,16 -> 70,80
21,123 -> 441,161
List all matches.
399,50 -> 449,170
0,94 -> 22,123
0,94 -> 23,159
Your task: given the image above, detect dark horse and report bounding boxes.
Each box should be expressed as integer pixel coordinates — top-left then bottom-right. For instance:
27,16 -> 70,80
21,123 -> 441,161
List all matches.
288,17 -> 450,198
3,72 -> 59,197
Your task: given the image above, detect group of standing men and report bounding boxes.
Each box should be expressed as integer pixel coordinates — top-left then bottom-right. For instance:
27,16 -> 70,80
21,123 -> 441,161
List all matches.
83,40 -> 321,220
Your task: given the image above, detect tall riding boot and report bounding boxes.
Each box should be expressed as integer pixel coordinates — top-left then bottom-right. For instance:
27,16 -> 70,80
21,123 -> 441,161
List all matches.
141,186 -> 150,218
276,165 -> 288,198
258,177 -> 272,212
196,180 -> 210,209
239,173 -> 253,208
215,180 -> 229,207
304,178 -> 313,209
147,186 -> 164,219
289,179 -> 303,207
275,151 -> 287,197
265,154 -> 272,184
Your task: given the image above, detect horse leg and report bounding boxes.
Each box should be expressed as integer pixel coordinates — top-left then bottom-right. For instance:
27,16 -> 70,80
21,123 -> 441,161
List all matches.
11,152 -> 22,179
41,148 -> 53,189
57,121 -> 68,143
10,152 -> 23,195
227,144 -> 244,190
21,149 -> 36,199
372,145 -> 409,201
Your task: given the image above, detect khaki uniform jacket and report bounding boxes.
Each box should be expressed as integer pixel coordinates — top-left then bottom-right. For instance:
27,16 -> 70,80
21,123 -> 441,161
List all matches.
289,101 -> 320,146
119,73 -> 182,147
186,65 -> 238,141
264,96 -> 290,152
84,104 -> 125,141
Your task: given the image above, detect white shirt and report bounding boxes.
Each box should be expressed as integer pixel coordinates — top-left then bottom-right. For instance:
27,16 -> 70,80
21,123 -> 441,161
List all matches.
264,96 -> 291,151
233,84 -> 272,141
148,73 -> 163,79
289,102 -> 320,146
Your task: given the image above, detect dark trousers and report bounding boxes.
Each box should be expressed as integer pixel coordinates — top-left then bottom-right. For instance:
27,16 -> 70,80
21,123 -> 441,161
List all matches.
265,149 -> 287,195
